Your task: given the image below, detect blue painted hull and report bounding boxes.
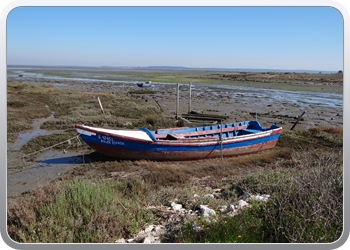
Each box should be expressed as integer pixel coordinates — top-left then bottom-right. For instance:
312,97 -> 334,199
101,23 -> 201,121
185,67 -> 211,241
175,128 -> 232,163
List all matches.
137,83 -> 151,87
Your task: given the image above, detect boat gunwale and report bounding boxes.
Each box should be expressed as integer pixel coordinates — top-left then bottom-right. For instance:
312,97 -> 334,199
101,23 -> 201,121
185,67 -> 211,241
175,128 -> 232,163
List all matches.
153,128 -> 281,146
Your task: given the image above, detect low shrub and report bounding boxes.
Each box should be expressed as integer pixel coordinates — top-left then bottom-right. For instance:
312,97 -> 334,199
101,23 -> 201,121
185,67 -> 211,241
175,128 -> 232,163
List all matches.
7,178 -> 155,243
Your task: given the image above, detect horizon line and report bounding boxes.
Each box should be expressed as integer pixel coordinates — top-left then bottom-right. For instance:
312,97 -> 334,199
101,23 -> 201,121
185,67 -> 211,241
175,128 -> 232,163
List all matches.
7,64 -> 340,73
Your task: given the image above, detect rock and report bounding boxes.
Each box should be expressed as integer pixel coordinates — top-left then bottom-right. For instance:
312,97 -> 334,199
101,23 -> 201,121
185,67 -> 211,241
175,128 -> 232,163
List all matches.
219,205 -> 227,212
154,225 -> 166,235
114,238 -> 126,243
194,194 -> 200,198
144,225 -> 155,234
213,188 -> 221,193
237,200 -> 249,210
171,202 -> 182,211
249,194 -> 270,202
200,205 -> 216,217
229,204 -> 236,212
203,194 -> 215,199
143,235 -> 156,243
127,239 -> 135,243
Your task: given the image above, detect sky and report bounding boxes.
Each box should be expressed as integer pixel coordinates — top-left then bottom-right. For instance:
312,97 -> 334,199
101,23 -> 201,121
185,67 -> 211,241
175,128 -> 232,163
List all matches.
6,6 -> 344,71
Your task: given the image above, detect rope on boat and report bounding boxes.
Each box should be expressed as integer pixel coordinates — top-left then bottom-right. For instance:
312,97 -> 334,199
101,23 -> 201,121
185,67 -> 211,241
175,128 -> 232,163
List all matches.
8,134 -> 84,162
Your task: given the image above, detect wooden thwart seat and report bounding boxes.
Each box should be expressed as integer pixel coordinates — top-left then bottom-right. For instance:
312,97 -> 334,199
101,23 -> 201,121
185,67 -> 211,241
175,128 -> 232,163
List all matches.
241,129 -> 263,133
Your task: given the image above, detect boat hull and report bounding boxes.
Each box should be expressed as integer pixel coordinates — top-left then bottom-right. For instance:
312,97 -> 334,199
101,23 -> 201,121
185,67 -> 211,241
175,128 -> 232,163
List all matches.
83,138 -> 279,161
137,83 -> 151,87
76,123 -> 282,161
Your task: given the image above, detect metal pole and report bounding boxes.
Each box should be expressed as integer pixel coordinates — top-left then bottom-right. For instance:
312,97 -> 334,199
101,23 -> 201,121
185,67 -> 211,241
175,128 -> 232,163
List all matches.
97,97 -> 104,114
188,82 -> 192,114
176,83 -> 179,119
220,120 -> 223,160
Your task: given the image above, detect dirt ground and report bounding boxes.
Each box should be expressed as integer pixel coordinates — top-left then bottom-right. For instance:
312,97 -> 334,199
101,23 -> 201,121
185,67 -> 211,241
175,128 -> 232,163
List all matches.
7,73 -> 343,199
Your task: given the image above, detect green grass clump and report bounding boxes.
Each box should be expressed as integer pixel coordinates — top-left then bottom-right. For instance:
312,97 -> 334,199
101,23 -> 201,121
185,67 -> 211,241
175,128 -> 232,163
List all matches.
7,178 -> 155,243
174,210 -> 265,243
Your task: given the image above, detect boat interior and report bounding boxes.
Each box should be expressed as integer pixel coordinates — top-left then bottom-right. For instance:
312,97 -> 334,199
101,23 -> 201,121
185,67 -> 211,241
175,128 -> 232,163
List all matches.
149,121 -> 275,141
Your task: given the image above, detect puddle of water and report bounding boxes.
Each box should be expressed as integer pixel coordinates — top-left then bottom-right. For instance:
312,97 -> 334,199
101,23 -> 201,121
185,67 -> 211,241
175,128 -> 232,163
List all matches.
13,130 -> 54,150
8,108 -> 55,151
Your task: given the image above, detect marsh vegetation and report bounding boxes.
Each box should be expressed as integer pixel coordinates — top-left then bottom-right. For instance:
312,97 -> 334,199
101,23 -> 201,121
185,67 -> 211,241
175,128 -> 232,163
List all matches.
7,77 -> 343,243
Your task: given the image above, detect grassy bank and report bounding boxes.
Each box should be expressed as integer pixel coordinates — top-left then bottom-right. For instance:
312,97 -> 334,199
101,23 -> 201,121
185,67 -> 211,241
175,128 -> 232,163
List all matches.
7,147 -> 343,243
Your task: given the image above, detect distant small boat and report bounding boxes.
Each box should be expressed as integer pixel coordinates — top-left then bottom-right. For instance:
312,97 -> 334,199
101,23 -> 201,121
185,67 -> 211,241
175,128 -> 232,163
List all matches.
137,81 -> 151,87
75,121 -> 282,161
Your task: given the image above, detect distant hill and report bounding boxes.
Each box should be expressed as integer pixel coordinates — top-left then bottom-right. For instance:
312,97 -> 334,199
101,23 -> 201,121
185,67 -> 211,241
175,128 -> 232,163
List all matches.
8,65 -> 338,74
99,65 -> 337,74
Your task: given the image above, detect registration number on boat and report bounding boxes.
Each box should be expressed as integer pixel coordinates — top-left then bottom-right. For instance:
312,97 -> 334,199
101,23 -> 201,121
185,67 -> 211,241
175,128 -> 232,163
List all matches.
98,135 -> 125,145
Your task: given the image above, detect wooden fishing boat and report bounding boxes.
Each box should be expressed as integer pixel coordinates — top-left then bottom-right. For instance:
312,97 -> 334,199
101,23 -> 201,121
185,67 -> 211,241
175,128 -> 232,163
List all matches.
75,121 -> 282,161
137,81 -> 151,87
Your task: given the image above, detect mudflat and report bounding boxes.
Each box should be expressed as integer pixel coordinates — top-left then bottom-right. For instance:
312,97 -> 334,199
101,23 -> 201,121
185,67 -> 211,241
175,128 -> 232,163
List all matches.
6,68 -> 343,198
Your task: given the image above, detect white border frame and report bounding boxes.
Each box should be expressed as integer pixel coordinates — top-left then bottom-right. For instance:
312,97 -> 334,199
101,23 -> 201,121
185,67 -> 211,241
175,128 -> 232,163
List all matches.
1,1 -> 348,249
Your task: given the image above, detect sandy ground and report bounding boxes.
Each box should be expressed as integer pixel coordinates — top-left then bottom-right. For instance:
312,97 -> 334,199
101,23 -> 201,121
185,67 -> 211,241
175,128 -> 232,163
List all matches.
7,76 -> 343,198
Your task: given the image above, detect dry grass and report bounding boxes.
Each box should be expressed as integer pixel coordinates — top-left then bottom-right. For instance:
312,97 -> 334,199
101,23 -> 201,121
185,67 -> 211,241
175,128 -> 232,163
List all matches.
7,81 -> 176,152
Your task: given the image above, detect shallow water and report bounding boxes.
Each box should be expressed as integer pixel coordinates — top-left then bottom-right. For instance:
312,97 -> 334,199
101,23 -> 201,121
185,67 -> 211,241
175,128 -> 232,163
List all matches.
8,105 -> 55,151
9,130 -> 54,151
7,69 -> 343,110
